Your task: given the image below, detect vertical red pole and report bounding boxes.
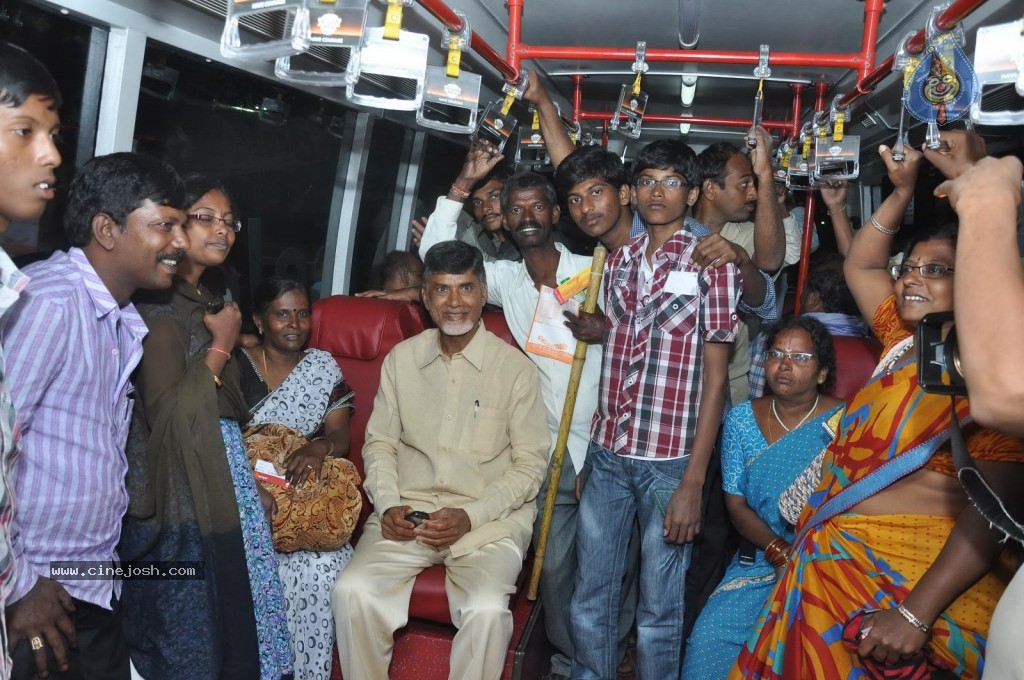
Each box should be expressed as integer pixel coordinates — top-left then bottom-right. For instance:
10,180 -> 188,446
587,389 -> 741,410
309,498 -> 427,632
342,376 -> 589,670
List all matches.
789,83 -> 805,141
794,81 -> 830,315
506,0 -> 523,76
859,0 -> 885,80
572,75 -> 584,125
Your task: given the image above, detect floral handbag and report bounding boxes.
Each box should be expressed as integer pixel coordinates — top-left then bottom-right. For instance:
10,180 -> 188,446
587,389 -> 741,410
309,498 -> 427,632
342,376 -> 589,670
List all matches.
242,422 -> 362,552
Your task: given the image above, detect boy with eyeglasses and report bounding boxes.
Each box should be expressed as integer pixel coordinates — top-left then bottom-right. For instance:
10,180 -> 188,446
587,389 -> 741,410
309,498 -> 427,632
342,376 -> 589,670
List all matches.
570,140 -> 740,679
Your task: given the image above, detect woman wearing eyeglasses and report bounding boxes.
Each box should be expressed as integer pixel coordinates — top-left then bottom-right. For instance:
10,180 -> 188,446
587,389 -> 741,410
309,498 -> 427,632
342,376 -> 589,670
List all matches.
732,145 -> 1024,679
681,316 -> 842,680
120,176 -> 291,680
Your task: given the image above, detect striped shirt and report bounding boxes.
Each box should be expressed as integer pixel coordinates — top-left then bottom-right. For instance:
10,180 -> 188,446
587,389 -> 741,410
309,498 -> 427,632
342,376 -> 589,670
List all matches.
0,248 -> 28,679
593,229 -> 740,459
4,248 -> 147,608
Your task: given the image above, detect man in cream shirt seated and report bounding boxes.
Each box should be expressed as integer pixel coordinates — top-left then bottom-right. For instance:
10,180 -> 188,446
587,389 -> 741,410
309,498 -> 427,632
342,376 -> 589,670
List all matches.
332,240 -> 549,680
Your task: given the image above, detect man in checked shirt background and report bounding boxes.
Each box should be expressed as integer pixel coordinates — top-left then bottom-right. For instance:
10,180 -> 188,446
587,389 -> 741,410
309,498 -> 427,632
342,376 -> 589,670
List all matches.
569,139 -> 741,680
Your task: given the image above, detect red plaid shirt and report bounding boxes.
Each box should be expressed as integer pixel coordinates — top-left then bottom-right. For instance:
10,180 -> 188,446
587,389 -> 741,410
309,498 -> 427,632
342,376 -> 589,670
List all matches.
592,230 -> 741,459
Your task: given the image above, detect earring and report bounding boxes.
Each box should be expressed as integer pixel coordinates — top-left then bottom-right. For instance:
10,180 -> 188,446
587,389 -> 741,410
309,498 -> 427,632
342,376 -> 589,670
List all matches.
257,326 -> 263,335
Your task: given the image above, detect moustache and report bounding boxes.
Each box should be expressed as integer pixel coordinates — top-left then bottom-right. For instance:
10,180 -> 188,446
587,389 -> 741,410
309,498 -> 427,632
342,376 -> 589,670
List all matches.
157,249 -> 187,264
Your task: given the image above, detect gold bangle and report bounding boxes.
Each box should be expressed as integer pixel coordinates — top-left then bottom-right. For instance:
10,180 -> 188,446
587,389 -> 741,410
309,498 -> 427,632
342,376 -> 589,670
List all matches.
870,215 -> 899,236
895,603 -> 931,634
209,370 -> 222,387
312,436 -> 335,457
827,205 -> 847,216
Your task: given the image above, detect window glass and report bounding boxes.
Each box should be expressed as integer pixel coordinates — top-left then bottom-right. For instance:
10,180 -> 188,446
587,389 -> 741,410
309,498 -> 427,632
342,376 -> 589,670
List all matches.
133,43 -> 346,314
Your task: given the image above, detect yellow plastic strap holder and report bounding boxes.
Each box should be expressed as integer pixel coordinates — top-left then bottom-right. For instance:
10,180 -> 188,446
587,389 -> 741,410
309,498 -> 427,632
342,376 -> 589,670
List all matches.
383,0 -> 406,40
441,10 -> 471,79
631,41 -> 648,95
499,68 -> 529,116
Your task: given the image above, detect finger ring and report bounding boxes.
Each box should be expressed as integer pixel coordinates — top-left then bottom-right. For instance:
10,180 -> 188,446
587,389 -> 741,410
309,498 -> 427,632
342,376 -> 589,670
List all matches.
30,636 -> 44,651
858,626 -> 873,641
306,464 -> 314,470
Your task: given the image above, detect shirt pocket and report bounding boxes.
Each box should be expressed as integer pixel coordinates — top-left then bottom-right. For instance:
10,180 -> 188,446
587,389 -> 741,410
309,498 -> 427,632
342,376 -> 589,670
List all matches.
468,406 -> 511,460
654,293 -> 698,336
607,270 -> 634,326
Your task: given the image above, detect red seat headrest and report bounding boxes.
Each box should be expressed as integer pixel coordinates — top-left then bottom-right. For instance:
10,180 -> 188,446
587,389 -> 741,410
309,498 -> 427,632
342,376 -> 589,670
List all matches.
310,295 -> 426,360
827,335 -> 883,401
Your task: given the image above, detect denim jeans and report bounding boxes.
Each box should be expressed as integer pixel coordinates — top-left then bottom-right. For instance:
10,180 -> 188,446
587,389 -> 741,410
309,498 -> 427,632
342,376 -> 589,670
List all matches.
570,442 -> 692,680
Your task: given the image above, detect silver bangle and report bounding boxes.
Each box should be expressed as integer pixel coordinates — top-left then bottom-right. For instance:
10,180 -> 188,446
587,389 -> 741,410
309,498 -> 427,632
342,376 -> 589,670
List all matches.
895,603 -> 931,634
827,205 -> 847,216
870,215 -> 899,236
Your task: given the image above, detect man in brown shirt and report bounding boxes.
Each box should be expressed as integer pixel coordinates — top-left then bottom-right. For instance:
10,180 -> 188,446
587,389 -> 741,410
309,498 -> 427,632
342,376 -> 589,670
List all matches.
332,241 -> 549,680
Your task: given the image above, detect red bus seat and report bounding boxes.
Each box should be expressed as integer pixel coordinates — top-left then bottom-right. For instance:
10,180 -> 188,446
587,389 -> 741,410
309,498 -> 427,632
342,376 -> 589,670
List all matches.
826,335 -> 883,401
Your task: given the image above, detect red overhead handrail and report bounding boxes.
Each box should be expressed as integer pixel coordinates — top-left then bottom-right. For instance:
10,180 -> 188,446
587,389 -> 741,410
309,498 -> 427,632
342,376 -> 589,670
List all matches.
505,0 -> 884,75
578,110 -> 793,131
415,0 -> 519,81
834,0 -> 989,109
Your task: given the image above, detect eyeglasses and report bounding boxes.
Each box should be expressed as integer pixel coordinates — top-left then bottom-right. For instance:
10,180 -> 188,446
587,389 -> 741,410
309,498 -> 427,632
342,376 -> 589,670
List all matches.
635,177 -> 687,191
188,213 -> 242,233
890,263 -> 954,279
765,349 -> 817,365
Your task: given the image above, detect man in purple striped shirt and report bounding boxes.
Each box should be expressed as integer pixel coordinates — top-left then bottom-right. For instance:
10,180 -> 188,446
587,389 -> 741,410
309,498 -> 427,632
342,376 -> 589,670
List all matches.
3,152 -> 189,680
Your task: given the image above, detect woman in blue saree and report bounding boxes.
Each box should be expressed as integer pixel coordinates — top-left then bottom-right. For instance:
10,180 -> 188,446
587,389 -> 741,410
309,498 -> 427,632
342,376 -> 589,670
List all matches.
681,316 -> 843,679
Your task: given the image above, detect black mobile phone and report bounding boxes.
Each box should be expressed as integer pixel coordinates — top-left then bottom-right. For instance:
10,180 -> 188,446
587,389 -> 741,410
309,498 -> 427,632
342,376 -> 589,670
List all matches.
916,312 -> 966,396
404,511 -> 430,527
738,539 -> 756,567
206,296 -> 225,315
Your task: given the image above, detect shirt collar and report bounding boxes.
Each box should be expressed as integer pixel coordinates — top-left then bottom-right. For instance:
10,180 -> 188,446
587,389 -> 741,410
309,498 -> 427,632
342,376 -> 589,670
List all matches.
69,247 -> 120,320
618,228 -> 697,268
417,322 -> 487,371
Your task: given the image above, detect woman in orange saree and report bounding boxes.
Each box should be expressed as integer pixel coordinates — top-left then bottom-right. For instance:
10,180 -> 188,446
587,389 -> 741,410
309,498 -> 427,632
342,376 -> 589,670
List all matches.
730,142 -> 1024,680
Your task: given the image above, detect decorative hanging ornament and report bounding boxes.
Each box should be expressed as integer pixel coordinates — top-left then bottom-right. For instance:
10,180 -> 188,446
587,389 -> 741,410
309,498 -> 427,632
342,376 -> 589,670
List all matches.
905,34 -> 978,125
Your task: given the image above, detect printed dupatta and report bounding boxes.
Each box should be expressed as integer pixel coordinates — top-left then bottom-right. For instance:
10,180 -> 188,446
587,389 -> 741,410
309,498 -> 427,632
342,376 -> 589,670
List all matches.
794,354 -> 968,542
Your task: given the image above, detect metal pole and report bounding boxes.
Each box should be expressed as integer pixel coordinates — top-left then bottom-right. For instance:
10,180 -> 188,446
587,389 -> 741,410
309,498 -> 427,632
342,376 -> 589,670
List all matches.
794,81 -> 830,314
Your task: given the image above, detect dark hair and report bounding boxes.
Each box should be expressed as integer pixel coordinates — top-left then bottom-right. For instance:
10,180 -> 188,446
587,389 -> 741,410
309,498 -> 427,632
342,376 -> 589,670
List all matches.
697,142 -> 742,189
802,263 -> 859,317
555,146 -> 628,199
422,240 -> 486,285
182,175 -> 236,216
379,250 -> 423,288
253,276 -> 309,316
632,139 -> 698,187
764,315 -> 836,392
0,41 -> 61,109
500,171 -> 558,212
64,152 -> 185,247
473,164 -> 513,193
901,222 -> 959,264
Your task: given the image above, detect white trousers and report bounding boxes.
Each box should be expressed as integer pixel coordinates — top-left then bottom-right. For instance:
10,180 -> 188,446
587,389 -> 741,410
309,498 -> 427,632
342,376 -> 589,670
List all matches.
332,520 -> 523,680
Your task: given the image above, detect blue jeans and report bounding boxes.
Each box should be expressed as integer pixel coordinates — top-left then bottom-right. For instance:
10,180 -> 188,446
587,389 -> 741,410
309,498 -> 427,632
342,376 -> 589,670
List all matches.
570,442 -> 692,680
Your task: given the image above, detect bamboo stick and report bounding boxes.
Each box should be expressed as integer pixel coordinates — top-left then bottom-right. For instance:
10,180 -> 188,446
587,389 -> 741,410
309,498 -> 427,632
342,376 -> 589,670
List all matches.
528,245 -> 608,600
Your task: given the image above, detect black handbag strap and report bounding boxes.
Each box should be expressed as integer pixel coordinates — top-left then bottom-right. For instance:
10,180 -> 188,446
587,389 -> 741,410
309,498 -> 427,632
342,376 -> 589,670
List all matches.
950,398 -> 1024,544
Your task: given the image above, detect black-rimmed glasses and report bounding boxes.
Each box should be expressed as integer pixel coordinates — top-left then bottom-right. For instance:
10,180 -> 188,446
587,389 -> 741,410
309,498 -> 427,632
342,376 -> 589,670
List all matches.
188,213 -> 242,233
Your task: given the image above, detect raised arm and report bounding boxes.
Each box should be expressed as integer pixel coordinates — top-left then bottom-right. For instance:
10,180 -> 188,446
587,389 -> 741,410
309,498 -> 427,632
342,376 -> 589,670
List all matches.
418,140 -> 505,261
749,126 -> 786,272
844,143 -> 921,322
521,69 -> 575,169
819,180 -> 854,257
941,155 -> 1024,434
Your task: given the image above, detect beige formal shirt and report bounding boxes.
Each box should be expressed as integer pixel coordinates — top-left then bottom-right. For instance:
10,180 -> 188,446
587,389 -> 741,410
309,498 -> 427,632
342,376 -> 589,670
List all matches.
362,325 -> 550,558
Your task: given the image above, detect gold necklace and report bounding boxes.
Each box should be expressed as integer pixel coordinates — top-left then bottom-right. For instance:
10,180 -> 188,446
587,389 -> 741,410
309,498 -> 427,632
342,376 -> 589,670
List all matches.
771,394 -> 819,433
261,347 -> 270,385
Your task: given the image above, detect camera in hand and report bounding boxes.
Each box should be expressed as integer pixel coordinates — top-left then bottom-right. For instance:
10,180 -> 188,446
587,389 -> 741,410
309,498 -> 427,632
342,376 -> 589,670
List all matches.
916,312 -> 966,396
404,511 -> 430,527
